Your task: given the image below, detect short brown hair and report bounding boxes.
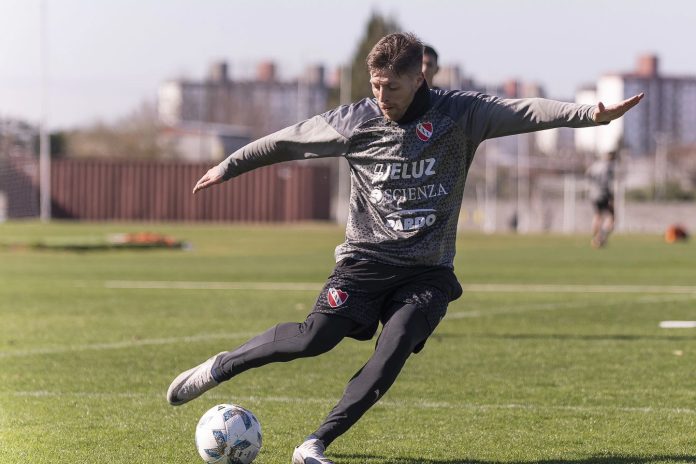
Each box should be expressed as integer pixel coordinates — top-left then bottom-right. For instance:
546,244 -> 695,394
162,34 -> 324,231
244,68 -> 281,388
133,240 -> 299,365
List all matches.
366,32 -> 423,76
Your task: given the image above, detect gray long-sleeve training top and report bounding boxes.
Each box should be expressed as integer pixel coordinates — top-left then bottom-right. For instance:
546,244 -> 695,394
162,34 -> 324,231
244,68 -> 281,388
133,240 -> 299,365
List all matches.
218,86 -> 602,268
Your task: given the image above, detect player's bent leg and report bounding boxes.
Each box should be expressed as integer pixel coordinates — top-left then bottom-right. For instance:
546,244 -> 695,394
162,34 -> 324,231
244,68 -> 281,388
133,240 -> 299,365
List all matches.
167,313 -> 355,406
603,214 -> 615,236
213,313 -> 356,381
591,212 -> 603,248
311,303 -> 431,449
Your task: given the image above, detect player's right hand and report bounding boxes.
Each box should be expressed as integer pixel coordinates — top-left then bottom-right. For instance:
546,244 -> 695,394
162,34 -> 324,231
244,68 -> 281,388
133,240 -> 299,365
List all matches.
193,165 -> 225,194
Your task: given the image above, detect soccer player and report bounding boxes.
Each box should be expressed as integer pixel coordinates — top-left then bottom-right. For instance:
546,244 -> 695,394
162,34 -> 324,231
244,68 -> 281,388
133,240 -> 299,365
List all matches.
422,44 -> 440,88
167,33 -> 643,463
587,150 -> 618,248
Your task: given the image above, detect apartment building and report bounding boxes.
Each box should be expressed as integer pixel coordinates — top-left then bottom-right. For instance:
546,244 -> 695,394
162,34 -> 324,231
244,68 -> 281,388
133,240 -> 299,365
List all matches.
576,54 -> 696,156
158,61 -> 329,144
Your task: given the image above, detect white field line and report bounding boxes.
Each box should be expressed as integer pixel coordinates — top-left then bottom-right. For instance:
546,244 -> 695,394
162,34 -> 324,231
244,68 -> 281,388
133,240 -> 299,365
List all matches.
5,292 -> 693,359
103,281 -> 322,291
447,294 -> 696,319
101,280 -> 696,295
0,332 -> 253,359
466,283 -> 696,294
8,390 -> 696,416
660,321 -> 696,328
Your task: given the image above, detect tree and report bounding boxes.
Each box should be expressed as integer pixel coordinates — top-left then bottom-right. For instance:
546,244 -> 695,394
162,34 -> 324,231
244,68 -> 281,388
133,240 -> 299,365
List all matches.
63,101 -> 172,159
349,12 -> 401,101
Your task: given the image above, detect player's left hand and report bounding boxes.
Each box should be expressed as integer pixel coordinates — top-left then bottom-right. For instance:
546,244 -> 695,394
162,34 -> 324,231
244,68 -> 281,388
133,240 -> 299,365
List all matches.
193,165 -> 225,194
593,93 -> 644,123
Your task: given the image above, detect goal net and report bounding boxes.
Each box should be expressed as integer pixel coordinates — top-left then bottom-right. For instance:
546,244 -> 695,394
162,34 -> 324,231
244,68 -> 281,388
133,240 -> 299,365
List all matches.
0,154 -> 40,221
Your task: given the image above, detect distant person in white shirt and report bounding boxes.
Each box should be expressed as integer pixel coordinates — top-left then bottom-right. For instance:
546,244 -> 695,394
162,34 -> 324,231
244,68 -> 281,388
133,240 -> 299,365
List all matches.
587,150 -> 617,248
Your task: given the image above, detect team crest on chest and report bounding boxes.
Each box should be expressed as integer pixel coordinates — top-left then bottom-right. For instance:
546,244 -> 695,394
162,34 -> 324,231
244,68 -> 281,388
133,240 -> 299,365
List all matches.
327,288 -> 349,308
416,121 -> 433,142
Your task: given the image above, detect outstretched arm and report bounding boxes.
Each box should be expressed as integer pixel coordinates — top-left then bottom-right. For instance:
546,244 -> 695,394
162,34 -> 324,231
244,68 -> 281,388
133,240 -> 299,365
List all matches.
191,115 -> 349,194
464,92 -> 644,143
593,93 -> 644,123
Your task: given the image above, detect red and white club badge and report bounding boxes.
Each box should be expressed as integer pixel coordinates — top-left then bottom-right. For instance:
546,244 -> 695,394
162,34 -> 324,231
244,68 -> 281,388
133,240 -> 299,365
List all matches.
416,121 -> 433,142
327,288 -> 349,308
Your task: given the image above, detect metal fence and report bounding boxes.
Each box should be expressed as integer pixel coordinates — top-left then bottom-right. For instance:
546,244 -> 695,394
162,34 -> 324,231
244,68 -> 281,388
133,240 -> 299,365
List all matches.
2,154 -> 692,232
46,159 -> 331,222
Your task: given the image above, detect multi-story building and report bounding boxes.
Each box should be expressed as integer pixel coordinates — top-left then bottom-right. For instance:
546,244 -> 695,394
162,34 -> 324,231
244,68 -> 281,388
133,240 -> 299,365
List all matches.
575,54 -> 696,156
158,61 -> 329,143
433,64 -> 485,93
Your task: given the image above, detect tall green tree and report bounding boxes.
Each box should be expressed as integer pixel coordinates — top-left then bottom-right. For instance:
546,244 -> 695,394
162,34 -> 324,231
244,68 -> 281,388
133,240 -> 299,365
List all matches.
349,12 -> 401,101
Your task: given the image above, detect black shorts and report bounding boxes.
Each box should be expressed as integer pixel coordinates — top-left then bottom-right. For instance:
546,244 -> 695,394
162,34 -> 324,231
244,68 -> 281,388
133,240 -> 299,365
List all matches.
311,258 -> 462,344
594,196 -> 614,214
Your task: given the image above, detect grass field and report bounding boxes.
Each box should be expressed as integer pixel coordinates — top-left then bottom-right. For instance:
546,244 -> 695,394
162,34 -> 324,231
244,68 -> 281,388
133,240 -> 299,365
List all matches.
0,221 -> 694,464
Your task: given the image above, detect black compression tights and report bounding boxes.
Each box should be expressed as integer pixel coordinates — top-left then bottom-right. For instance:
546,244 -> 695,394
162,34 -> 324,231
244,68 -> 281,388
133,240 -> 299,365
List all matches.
212,304 -> 431,448
213,313 -> 357,380
313,303 -> 430,446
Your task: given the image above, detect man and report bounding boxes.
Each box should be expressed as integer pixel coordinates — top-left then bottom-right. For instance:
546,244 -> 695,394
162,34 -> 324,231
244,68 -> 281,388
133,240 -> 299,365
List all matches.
167,33 -> 643,463
422,44 -> 440,88
587,150 -> 618,248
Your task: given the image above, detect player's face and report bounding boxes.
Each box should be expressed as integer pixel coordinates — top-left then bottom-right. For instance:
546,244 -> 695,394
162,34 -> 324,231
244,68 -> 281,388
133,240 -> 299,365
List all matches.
422,53 -> 439,87
370,69 -> 424,122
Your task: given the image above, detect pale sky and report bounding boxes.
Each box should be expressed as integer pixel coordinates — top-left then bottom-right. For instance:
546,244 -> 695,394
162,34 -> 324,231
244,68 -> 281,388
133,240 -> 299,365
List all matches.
1,0 -> 695,129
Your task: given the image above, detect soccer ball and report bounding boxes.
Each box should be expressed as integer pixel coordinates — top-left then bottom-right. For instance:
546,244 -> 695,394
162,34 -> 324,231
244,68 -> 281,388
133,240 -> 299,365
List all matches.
195,404 -> 262,464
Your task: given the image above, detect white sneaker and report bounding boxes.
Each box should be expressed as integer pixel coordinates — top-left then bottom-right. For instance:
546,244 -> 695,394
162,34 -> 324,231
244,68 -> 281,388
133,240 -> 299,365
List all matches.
166,352 -> 224,406
292,436 -> 334,464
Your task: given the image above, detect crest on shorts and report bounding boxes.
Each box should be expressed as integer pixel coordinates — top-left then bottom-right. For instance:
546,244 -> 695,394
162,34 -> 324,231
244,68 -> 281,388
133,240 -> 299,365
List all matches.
416,121 -> 433,142
327,288 -> 349,308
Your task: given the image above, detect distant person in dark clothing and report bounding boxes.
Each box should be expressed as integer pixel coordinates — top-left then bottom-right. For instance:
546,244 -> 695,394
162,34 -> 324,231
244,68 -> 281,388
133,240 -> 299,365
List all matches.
587,150 -> 617,248
422,44 -> 440,88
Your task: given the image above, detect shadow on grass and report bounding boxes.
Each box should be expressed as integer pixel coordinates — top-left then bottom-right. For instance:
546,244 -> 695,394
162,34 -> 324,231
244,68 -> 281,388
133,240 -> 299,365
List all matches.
331,453 -> 696,464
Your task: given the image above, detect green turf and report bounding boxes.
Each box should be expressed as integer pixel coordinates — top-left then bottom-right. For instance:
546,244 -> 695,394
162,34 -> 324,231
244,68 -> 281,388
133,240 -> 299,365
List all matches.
0,221 -> 694,464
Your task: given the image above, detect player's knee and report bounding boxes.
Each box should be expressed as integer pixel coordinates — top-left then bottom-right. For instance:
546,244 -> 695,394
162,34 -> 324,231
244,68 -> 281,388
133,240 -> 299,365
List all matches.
296,334 -> 333,356
378,325 -> 419,355
296,320 -> 342,355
